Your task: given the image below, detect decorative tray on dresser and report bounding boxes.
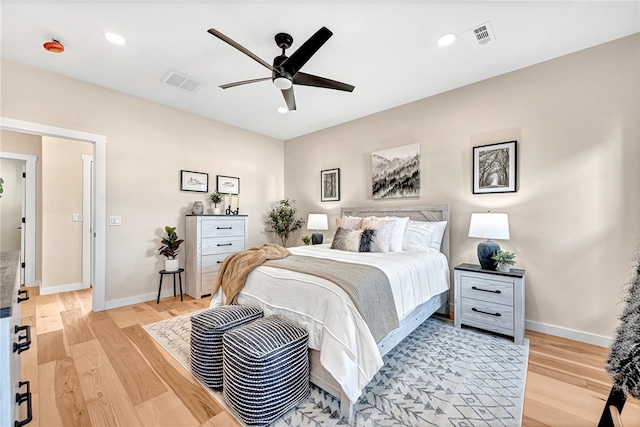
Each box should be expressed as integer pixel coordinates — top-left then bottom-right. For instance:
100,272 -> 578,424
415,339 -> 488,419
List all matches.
454,263 -> 526,345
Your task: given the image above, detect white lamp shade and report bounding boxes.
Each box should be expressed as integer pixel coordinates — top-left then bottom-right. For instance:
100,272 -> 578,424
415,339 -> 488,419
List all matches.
468,212 -> 510,240
307,214 -> 328,230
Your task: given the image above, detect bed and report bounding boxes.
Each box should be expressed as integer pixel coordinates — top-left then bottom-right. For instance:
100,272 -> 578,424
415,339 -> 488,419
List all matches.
209,205 -> 451,418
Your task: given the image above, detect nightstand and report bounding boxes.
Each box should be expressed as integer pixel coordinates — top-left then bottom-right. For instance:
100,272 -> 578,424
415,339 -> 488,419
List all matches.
454,263 -> 526,345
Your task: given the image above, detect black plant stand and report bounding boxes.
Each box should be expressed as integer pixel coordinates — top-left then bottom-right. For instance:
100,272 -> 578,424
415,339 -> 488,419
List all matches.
597,386 -> 626,427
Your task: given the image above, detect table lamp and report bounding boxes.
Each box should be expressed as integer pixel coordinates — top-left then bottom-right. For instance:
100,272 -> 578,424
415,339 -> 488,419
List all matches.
307,214 -> 328,245
468,212 -> 510,270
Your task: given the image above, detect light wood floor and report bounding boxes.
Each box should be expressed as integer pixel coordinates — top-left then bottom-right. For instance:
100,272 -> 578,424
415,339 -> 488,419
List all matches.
17,287 -> 640,427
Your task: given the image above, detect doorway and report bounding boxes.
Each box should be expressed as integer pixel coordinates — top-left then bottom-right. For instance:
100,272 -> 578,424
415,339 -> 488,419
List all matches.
0,117 -> 107,312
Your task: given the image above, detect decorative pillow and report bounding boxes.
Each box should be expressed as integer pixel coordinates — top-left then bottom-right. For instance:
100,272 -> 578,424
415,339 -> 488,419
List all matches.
380,216 -> 409,252
361,217 -> 395,253
428,221 -> 447,252
335,216 -> 363,230
402,220 -> 448,252
331,227 -> 376,252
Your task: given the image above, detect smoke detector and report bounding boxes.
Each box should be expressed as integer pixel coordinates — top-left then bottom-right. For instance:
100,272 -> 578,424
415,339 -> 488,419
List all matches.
43,37 -> 65,53
162,70 -> 204,93
470,21 -> 495,45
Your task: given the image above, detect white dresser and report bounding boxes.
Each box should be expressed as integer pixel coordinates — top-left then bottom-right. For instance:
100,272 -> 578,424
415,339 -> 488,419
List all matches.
1,251 -> 33,427
454,263 -> 526,345
185,215 -> 248,299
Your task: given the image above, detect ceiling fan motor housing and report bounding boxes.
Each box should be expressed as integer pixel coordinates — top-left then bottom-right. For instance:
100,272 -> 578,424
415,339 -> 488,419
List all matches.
272,55 -> 293,88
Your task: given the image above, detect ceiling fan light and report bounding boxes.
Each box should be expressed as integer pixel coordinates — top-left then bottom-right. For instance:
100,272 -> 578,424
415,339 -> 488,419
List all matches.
273,76 -> 292,90
437,33 -> 457,47
103,32 -> 126,46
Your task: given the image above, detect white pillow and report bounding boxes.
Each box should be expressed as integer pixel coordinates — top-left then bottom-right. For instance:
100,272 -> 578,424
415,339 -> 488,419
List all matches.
380,216 -> 409,252
335,216 -> 362,230
402,220 -> 447,252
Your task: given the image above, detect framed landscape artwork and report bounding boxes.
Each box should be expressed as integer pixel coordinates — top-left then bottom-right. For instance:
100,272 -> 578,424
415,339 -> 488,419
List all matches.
371,143 -> 420,199
180,170 -> 208,193
472,140 -> 517,194
321,168 -> 340,202
216,175 -> 240,194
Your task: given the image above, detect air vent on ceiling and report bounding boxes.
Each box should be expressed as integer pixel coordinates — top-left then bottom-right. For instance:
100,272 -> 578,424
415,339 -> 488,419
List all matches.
162,70 -> 204,92
470,21 -> 495,45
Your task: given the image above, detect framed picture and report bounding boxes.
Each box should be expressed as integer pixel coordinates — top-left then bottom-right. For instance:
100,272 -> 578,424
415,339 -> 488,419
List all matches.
372,143 -> 420,199
180,170 -> 208,193
216,175 -> 240,194
321,168 -> 340,202
473,140 -> 517,194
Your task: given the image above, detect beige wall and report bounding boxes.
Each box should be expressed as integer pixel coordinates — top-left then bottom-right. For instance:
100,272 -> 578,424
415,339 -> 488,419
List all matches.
1,58 -> 284,304
0,158 -> 23,251
284,34 -> 640,340
41,137 -> 92,288
0,130 -> 43,282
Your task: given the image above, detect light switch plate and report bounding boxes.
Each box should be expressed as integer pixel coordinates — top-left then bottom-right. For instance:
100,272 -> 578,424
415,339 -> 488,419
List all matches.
109,216 -> 122,226
72,213 -> 83,222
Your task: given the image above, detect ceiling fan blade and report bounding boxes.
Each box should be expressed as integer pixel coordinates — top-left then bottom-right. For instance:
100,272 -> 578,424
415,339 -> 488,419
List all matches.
220,77 -> 271,89
281,87 -> 296,111
207,28 -> 274,72
293,72 -> 355,92
282,27 -> 332,76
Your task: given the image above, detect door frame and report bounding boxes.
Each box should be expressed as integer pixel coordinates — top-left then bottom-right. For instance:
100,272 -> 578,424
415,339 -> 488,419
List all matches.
0,117 -> 107,312
81,154 -> 93,289
0,151 -> 36,288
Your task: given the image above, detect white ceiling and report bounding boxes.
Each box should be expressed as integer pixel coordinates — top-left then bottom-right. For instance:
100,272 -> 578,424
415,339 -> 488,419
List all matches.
1,1 -> 639,140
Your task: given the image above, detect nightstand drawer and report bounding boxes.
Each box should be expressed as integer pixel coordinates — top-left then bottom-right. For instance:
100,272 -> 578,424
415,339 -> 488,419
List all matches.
460,276 -> 514,306
460,299 -> 514,330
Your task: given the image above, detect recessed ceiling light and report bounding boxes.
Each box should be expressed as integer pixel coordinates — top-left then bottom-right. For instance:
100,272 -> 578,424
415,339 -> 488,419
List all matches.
277,107 -> 288,114
103,32 -> 126,46
437,33 -> 457,47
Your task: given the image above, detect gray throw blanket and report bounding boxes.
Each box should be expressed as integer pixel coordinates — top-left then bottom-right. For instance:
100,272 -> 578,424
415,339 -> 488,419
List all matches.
263,255 -> 399,343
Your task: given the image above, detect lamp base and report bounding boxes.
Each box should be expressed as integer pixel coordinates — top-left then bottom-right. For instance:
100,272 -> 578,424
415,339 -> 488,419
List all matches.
311,232 -> 324,245
477,240 -> 500,270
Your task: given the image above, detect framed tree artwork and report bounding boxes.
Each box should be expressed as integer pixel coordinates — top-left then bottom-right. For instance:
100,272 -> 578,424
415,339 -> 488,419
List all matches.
472,141 -> 517,194
321,168 -> 340,202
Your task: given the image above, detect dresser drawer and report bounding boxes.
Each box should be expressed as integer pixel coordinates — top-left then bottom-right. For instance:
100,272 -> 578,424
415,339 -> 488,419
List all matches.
202,237 -> 245,255
201,219 -> 245,238
460,276 -> 514,306
460,298 -> 514,330
201,254 -> 228,274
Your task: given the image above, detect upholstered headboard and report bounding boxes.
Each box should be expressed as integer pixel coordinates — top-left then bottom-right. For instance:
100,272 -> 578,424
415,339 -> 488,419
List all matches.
339,205 -> 450,261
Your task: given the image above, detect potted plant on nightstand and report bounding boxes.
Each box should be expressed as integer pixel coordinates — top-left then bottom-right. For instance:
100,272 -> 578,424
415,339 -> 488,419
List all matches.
301,235 -> 311,245
208,191 -> 223,215
158,226 -> 184,272
492,250 -> 516,273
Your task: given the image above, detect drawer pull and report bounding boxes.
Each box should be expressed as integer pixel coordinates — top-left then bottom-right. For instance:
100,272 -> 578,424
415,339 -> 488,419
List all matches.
17,289 -> 29,303
217,260 -> 223,264
472,307 -> 502,317
13,325 -> 31,354
471,286 -> 501,294
15,380 -> 33,427
216,226 -> 233,230
217,243 -> 233,246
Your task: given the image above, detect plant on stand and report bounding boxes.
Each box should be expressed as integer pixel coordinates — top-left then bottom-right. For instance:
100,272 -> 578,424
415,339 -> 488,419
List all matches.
208,191 -> 223,215
158,226 -> 184,271
264,198 -> 305,247
491,250 -> 516,272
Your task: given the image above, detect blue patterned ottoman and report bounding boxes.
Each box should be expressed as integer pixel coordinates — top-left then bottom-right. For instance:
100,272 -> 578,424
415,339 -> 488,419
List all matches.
223,315 -> 310,426
190,305 -> 263,389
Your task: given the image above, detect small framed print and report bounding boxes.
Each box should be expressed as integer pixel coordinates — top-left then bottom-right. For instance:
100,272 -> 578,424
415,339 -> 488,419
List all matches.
180,170 -> 208,193
216,175 -> 240,194
321,168 -> 340,202
472,140 -> 517,194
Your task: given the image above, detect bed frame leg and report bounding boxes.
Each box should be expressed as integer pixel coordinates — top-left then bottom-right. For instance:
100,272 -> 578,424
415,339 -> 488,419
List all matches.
339,391 -> 354,420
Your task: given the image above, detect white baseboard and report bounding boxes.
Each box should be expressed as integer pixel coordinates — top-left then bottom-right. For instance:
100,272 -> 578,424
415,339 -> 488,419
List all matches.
104,288 -> 182,310
39,282 -> 90,295
525,319 -> 612,348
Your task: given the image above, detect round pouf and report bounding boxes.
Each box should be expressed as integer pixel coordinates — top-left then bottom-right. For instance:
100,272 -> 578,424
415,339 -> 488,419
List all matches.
223,315 -> 310,426
190,305 -> 263,389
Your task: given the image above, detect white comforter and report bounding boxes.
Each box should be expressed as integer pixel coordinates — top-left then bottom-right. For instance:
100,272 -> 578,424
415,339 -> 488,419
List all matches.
209,244 -> 449,403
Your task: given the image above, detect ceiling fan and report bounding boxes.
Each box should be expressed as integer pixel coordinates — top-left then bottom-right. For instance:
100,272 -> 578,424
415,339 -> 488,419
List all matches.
207,27 -> 355,111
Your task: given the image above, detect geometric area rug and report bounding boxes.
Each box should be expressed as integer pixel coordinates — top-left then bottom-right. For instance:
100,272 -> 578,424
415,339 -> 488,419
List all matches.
144,313 -> 529,427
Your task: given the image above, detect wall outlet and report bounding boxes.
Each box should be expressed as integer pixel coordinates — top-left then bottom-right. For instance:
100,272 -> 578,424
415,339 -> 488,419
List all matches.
109,216 -> 122,226
72,213 -> 83,222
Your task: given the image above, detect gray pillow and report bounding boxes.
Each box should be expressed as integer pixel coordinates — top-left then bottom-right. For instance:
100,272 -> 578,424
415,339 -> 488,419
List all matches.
331,227 -> 376,252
